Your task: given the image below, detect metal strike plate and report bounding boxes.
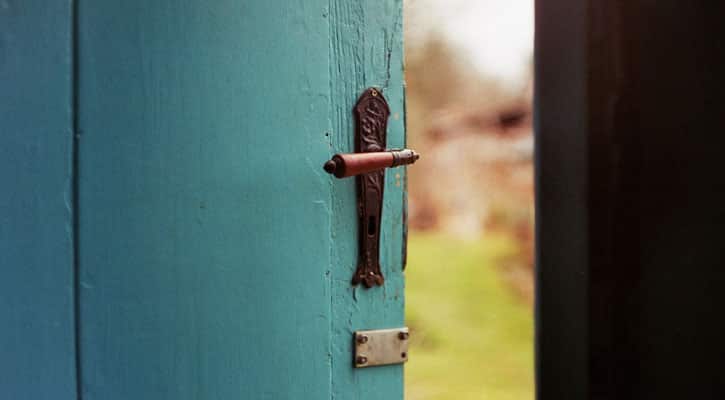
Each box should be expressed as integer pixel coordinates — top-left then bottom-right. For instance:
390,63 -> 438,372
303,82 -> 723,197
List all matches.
354,327 -> 409,368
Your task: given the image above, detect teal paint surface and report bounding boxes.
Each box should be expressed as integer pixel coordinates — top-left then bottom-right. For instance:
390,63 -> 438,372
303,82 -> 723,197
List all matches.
0,1 -> 77,399
2,1 -> 404,398
328,1 -> 407,399
76,1 -> 334,398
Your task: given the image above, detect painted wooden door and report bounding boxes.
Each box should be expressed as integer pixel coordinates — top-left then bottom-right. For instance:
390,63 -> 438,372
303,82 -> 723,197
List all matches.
2,1 -> 406,399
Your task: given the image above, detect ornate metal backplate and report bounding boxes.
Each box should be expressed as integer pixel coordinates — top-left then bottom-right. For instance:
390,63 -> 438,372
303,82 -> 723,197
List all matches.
351,88 -> 390,288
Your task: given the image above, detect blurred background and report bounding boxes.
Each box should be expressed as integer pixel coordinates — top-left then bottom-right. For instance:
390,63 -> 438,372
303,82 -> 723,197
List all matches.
403,0 -> 534,399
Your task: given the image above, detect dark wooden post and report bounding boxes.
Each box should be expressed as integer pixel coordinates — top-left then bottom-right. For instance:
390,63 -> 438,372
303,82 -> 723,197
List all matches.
536,1 -> 725,398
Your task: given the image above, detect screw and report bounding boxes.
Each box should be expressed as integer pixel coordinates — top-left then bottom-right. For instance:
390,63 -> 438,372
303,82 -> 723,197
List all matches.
357,335 -> 369,344
357,356 -> 368,364
398,331 -> 409,340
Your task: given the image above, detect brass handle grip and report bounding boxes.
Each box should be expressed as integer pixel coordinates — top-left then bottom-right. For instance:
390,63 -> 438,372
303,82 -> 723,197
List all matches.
323,149 -> 420,178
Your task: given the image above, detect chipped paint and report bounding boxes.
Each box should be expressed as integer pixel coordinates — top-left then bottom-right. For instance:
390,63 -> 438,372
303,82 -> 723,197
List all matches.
329,1 -> 405,398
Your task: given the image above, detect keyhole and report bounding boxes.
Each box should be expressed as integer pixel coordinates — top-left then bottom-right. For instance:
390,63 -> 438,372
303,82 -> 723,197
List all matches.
368,216 -> 377,236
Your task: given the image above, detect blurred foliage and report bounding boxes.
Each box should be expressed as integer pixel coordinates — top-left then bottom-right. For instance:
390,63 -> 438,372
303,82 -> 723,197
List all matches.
403,6 -> 534,399
405,232 -> 534,400
404,35 -> 533,238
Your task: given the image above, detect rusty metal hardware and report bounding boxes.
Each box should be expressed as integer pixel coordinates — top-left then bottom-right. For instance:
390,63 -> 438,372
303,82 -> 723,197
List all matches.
322,88 -> 420,288
353,327 -> 409,368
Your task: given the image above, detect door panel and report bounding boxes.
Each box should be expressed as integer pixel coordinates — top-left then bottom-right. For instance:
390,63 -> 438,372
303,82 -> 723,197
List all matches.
76,1 -> 404,399
0,1 -> 77,399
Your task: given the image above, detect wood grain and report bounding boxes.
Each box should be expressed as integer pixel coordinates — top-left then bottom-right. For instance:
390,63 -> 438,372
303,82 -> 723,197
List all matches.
76,1 -> 333,399
0,1 -> 77,398
328,1 -> 406,399
1,1 -> 404,398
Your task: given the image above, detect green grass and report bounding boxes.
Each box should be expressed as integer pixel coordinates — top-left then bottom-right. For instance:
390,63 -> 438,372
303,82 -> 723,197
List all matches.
405,232 -> 534,400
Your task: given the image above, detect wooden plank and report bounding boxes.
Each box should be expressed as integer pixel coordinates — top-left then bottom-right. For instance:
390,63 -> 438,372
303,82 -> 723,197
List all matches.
0,1 -> 77,398
76,1 -> 333,398
328,1 -> 407,399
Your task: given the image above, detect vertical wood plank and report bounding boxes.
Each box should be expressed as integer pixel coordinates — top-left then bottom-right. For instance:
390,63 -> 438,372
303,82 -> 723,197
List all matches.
0,1 -> 77,399
535,0 -> 591,397
76,1 -> 333,399
328,1 -> 406,398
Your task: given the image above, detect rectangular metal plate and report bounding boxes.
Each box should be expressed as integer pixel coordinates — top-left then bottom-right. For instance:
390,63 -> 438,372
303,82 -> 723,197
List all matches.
354,327 -> 409,368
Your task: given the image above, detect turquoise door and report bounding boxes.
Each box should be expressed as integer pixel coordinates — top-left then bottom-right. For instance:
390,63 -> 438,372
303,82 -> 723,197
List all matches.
2,1 -> 406,399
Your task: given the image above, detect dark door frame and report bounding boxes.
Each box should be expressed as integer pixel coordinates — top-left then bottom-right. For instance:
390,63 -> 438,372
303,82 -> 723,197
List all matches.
536,1 -> 725,398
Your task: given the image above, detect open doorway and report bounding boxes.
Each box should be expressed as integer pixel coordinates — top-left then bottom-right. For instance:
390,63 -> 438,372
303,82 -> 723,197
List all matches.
403,1 -> 534,398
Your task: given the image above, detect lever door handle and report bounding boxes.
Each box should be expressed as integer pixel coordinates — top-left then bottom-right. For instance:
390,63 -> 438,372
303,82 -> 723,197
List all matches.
323,149 -> 420,178
323,87 -> 420,289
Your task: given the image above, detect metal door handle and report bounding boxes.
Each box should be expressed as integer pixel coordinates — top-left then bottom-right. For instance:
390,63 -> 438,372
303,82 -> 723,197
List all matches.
323,149 -> 419,178
322,88 -> 420,288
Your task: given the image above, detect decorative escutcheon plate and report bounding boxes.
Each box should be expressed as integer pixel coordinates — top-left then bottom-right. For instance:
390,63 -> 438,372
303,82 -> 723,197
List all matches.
351,88 -> 390,288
